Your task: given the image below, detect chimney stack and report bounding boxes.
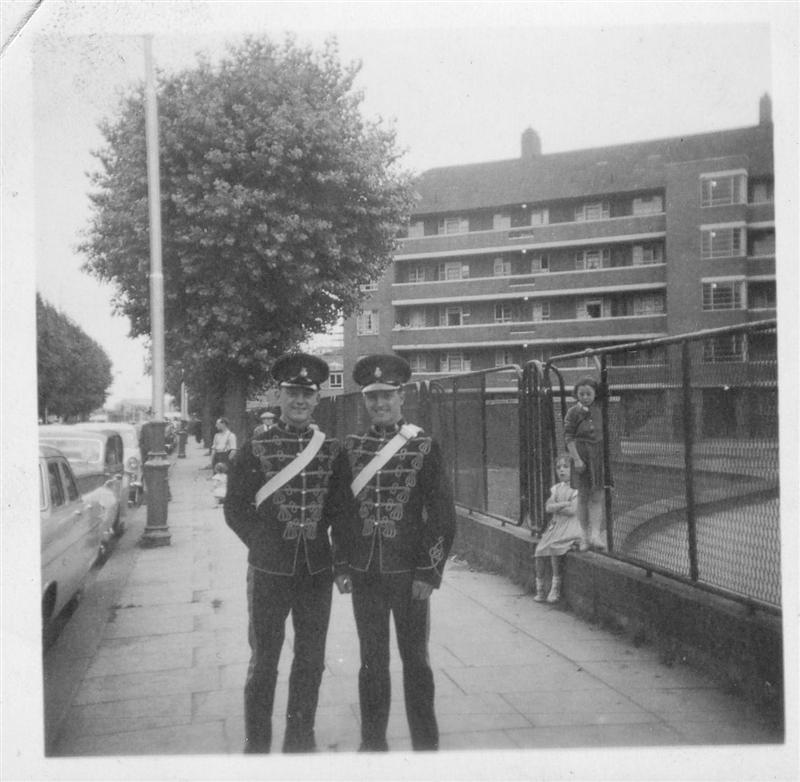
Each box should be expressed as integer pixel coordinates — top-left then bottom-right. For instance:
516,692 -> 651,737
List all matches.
521,127 -> 541,159
759,93 -> 772,126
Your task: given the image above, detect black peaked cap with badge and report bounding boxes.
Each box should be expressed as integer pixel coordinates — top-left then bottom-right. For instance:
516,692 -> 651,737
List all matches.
271,353 -> 329,390
353,354 -> 412,393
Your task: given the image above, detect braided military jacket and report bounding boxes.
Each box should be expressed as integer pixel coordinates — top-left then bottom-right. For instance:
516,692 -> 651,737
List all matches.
224,420 -> 353,576
344,420 -> 456,588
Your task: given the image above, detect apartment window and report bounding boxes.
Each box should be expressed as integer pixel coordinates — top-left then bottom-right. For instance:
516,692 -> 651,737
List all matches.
359,282 -> 378,293
632,243 -> 664,265
530,253 -> 549,273
529,207 -> 549,226
575,201 -> 610,222
356,310 -> 379,335
749,280 -> 776,310
440,352 -> 471,373
703,334 -> 744,363
408,353 -> 433,372
700,172 -> 746,207
579,299 -> 604,319
438,217 -> 469,235
328,372 -> 343,389
633,294 -> 665,316
494,302 -> 513,323
632,195 -> 663,215
494,349 -> 515,367
493,257 -> 512,277
702,280 -> 744,311
750,180 -> 774,204
532,301 -> 550,322
407,221 -> 425,238
701,226 -> 744,259
575,248 -> 610,270
438,261 -> 468,280
440,306 -> 466,327
406,266 -> 426,283
493,213 -> 511,230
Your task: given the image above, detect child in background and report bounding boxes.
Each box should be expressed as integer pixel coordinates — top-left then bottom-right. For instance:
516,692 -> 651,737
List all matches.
211,461 -> 228,505
564,375 -> 607,552
534,456 -> 581,603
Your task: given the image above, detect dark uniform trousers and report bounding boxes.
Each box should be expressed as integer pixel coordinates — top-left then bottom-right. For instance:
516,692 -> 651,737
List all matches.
244,565 -> 333,753
352,567 -> 438,751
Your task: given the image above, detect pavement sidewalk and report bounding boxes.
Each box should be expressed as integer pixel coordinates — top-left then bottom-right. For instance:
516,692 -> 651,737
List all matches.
44,438 -> 784,762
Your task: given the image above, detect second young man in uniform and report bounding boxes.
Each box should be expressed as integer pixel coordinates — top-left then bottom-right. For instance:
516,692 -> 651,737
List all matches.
343,354 -> 456,752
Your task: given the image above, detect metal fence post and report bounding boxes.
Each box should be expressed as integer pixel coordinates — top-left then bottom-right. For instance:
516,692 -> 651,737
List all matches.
600,354 -> 614,552
681,341 -> 700,582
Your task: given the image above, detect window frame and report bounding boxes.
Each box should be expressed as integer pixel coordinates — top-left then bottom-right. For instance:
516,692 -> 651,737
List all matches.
700,170 -> 747,207
356,309 -> 380,335
494,302 -> 513,323
700,225 -> 745,259
701,279 -> 745,311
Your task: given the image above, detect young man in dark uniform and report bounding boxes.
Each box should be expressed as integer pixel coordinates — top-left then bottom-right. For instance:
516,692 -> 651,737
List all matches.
344,354 -> 456,752
224,353 -> 353,753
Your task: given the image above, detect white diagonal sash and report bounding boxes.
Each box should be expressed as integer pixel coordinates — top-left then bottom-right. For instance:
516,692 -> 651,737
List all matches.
350,424 -> 422,498
255,426 -> 326,508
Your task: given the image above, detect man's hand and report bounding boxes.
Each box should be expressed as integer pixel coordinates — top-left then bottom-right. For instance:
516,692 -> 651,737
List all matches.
335,574 -> 352,594
411,580 -> 433,600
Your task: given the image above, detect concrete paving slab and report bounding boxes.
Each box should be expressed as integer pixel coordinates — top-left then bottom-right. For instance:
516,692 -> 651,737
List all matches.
57,693 -> 193,742
73,665 -> 222,706
441,729 -> 520,750
506,721 -> 683,748
503,686 -> 646,716
103,608 -> 195,639
57,719 -> 229,756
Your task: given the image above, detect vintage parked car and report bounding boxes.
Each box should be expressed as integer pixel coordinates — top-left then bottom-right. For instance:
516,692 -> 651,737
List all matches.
38,425 -> 127,538
39,444 -> 107,628
75,422 -> 144,507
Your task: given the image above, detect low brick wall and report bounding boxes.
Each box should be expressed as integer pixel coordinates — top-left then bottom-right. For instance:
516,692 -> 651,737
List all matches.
451,508 -> 784,728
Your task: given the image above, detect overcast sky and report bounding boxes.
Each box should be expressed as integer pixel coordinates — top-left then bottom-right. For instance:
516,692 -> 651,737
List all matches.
4,1 -> 794,407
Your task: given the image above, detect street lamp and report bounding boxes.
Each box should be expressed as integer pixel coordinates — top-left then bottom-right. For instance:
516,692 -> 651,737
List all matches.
140,34 -> 170,548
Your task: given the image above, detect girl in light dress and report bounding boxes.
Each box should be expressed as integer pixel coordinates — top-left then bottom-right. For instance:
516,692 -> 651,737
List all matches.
534,456 -> 582,603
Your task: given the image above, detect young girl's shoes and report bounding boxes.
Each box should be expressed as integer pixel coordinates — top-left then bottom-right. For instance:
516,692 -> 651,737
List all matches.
547,578 -> 562,603
533,578 -> 547,602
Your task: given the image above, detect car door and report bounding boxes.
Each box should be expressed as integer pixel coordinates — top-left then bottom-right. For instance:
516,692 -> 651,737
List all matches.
40,456 -> 97,620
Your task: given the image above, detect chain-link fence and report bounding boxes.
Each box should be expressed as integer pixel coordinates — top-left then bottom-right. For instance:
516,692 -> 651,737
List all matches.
540,320 -> 780,610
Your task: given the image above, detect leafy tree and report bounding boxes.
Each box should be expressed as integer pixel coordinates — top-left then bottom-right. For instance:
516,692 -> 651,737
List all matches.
80,36 -> 414,440
37,294 -> 113,420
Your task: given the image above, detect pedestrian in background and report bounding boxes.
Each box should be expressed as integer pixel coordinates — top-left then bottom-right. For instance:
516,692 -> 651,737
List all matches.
564,376 -> 607,552
252,409 -> 276,438
224,353 -> 354,754
211,417 -> 237,469
533,455 -> 581,602
343,354 -> 456,752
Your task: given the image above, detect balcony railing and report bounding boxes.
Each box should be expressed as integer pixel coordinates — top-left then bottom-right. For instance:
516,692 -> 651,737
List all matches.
392,264 -> 667,303
391,314 -> 668,347
396,213 -> 667,258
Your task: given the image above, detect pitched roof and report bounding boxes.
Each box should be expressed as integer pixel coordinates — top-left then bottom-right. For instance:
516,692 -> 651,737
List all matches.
411,124 -> 773,215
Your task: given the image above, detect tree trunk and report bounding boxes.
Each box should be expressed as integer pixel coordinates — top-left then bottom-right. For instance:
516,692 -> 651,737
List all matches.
223,374 -> 249,450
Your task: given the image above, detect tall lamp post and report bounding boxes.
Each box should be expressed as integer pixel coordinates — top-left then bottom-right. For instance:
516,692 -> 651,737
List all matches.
140,34 -> 171,547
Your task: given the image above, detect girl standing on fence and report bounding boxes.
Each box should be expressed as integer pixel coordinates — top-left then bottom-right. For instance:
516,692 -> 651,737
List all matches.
564,376 -> 607,552
534,456 -> 581,602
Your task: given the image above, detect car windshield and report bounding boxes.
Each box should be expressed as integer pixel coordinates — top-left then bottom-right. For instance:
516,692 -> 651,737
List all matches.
40,438 -> 102,464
